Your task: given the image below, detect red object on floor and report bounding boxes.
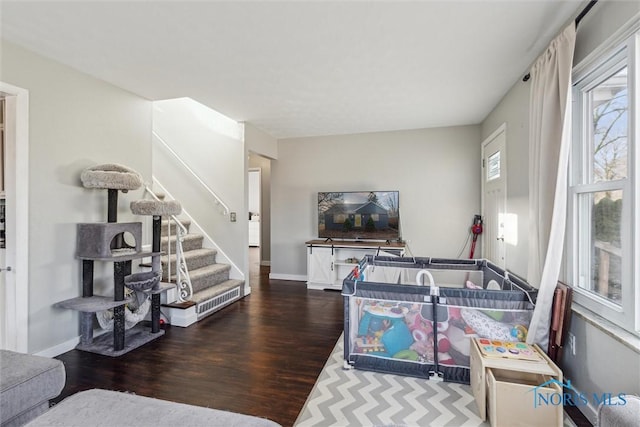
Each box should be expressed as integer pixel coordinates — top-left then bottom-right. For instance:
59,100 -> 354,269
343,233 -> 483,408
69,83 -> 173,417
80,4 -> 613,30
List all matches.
469,215 -> 483,258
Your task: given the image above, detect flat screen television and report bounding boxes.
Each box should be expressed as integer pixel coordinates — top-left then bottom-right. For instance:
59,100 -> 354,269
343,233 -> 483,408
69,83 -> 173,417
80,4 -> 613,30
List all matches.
318,191 -> 400,241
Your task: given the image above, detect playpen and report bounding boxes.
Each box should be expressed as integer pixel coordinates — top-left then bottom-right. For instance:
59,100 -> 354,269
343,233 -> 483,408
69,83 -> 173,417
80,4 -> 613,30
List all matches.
343,255 -> 537,384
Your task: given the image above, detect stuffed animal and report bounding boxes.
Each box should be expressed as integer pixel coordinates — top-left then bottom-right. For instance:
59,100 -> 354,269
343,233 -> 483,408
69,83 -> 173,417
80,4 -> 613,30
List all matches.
460,307 -> 519,342
404,305 -> 435,362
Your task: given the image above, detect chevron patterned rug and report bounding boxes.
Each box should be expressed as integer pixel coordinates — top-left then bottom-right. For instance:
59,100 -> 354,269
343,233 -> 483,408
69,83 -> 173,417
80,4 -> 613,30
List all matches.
294,335 -> 487,427
295,335 -> 578,427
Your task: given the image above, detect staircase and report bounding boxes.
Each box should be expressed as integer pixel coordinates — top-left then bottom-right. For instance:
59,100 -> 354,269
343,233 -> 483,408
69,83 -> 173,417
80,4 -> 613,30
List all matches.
146,191 -> 244,326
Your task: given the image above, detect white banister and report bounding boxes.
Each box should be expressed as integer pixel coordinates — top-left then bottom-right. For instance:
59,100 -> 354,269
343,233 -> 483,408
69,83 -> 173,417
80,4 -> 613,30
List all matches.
152,130 -> 230,216
144,185 -> 193,302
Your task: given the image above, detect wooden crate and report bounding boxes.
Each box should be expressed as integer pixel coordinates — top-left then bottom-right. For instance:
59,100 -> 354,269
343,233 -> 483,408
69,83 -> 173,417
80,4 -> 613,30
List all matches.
487,368 -> 562,427
470,338 -> 563,427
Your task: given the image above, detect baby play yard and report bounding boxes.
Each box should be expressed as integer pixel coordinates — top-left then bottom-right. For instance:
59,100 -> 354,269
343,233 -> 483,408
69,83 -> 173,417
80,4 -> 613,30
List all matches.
343,256 -> 537,384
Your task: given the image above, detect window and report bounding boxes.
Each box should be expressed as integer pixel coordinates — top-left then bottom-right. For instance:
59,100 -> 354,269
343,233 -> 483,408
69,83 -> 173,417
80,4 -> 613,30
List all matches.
570,26 -> 639,334
487,150 -> 501,181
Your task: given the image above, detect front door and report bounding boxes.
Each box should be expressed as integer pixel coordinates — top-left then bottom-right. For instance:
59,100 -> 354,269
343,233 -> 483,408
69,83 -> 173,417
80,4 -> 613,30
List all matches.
482,125 -> 507,268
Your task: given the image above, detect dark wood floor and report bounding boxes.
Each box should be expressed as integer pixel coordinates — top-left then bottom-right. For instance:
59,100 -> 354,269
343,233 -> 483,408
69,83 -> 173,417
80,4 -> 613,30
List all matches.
54,264 -> 344,427
54,259 -> 593,427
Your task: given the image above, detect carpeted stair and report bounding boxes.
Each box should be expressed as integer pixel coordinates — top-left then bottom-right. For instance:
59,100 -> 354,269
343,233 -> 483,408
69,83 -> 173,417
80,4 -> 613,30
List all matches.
160,218 -> 243,320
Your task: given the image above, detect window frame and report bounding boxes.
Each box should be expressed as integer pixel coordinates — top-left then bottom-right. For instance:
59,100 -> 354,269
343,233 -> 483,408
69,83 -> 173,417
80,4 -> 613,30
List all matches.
568,27 -> 639,335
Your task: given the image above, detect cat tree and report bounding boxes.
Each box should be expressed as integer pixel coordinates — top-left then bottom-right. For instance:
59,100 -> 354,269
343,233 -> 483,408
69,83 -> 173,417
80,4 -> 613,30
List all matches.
55,164 -> 180,356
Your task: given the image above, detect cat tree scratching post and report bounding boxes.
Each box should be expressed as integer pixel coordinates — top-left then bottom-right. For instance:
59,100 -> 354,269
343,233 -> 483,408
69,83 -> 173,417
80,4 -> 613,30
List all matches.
55,164 -> 171,356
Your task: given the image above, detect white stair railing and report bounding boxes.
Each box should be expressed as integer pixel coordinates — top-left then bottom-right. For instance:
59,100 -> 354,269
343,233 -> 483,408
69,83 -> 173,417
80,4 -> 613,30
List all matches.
152,130 -> 230,216
144,185 -> 193,302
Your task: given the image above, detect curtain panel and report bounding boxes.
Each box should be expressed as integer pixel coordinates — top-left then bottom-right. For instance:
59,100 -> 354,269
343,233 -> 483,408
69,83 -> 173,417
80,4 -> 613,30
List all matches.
526,23 -> 576,347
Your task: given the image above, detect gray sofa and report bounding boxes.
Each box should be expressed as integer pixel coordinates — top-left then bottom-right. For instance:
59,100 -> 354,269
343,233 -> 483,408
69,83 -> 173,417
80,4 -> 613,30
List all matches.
0,350 -> 66,427
1,350 -> 280,427
26,389 -> 280,427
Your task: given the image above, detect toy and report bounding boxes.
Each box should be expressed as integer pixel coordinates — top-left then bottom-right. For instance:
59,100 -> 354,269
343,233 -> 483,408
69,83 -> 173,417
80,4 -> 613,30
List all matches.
511,324 -> 528,341
393,349 -> 420,361
419,304 -> 458,365
461,308 -> 522,342
356,302 -> 413,357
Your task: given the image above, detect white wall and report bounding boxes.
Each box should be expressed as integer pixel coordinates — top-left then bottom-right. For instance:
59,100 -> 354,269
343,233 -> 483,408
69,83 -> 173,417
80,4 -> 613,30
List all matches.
271,125 -> 481,279
0,40 -> 152,354
245,123 -> 276,266
481,81 -> 530,278
245,122 -> 278,160
480,1 -> 640,422
152,98 -> 246,282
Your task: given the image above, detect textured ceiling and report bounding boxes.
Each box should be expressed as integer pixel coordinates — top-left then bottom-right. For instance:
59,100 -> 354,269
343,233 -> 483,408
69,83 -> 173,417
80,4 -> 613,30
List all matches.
0,1 -> 584,139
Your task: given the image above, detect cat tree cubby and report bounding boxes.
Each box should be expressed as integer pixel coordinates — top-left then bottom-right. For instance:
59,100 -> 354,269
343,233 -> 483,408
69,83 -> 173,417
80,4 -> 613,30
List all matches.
55,164 -> 176,357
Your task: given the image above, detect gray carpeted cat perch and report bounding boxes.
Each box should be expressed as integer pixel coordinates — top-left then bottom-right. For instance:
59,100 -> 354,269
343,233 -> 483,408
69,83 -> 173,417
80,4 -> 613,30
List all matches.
80,163 -> 143,192
130,199 -> 182,217
81,163 -> 143,227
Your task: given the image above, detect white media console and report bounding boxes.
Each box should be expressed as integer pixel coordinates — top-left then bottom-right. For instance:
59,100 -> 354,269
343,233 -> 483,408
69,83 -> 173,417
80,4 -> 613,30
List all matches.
305,239 -> 406,290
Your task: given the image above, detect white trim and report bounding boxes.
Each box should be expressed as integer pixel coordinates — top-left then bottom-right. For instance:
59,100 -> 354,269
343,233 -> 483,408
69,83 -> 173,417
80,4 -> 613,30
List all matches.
164,305 -> 198,327
567,381 -> 599,425
34,328 -> 108,358
268,273 -> 306,282
480,123 -> 507,266
573,10 -> 640,79
35,336 -> 80,358
151,178 -> 244,281
572,304 -> 640,354
569,25 -> 639,334
0,82 -> 29,353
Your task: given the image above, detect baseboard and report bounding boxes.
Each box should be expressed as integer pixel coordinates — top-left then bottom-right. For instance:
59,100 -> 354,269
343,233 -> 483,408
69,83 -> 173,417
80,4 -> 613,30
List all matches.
35,328 -> 109,358
164,305 -> 198,327
35,336 -> 79,358
268,273 -> 306,282
570,385 -> 598,425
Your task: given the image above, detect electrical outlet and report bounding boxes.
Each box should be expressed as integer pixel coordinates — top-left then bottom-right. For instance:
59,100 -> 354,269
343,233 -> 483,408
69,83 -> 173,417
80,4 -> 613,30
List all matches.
568,332 -> 576,356
230,212 -> 236,222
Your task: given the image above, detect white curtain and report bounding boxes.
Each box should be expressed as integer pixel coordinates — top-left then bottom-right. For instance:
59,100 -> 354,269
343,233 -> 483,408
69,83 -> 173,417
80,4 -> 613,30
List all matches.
526,23 -> 576,347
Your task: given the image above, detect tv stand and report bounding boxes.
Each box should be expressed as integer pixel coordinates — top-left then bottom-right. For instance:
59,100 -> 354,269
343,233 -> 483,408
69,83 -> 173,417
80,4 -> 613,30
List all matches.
305,239 -> 406,290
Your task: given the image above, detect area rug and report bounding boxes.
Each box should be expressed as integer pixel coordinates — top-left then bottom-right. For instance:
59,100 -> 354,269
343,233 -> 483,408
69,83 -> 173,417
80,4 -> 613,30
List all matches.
295,334 -> 578,427
294,335 -> 487,427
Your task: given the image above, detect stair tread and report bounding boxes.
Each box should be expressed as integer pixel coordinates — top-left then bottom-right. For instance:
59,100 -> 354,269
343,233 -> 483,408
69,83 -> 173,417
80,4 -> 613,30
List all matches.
162,233 -> 202,243
180,263 -> 230,279
162,248 -> 217,262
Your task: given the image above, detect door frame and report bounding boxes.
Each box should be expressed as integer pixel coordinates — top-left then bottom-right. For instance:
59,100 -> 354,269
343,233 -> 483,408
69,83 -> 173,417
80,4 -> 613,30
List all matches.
0,81 -> 29,352
481,123 -> 507,267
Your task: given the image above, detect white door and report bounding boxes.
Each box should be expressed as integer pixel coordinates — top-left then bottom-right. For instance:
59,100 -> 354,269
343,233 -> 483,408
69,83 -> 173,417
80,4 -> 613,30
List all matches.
307,247 -> 336,287
0,83 -> 29,352
0,99 -> 5,349
248,169 -> 261,247
482,125 -> 507,268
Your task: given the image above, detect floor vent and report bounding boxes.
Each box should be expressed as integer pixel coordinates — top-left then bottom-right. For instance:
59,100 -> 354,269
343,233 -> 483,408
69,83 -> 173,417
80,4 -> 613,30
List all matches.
197,286 -> 241,318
